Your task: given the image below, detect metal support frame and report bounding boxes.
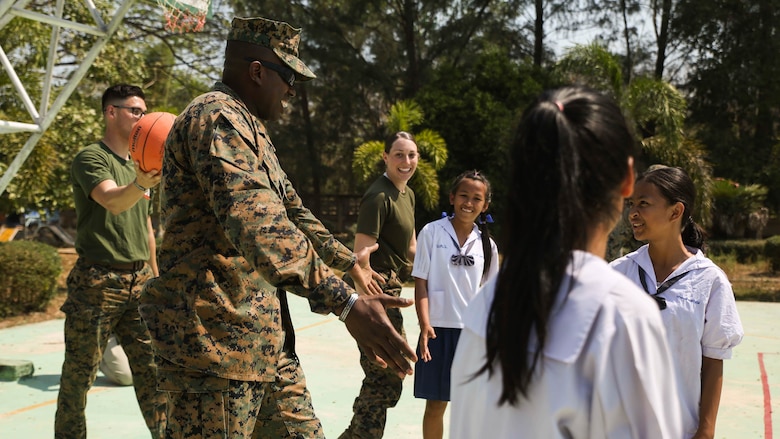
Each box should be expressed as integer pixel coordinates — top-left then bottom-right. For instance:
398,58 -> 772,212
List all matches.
0,0 -> 137,196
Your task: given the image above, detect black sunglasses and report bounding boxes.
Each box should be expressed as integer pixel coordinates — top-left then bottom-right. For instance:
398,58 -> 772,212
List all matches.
244,58 -> 295,88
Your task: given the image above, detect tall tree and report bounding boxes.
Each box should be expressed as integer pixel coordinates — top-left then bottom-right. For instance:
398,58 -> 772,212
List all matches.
652,0 -> 673,79
230,1 -> 532,206
416,45 -> 550,234
557,44 -> 713,257
579,0 -> 645,82
675,0 -> 780,208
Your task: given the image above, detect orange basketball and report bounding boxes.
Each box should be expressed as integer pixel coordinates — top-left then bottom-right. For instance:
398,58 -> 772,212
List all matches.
128,112 -> 176,172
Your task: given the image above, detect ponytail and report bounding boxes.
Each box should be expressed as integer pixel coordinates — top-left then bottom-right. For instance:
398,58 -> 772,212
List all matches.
478,212 -> 493,284
682,217 -> 706,249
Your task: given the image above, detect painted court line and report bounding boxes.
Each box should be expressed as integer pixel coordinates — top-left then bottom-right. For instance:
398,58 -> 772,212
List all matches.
0,386 -> 111,419
758,352 -> 774,439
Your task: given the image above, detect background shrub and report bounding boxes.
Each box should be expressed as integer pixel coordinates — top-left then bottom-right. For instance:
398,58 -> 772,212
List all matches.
711,179 -> 768,239
0,240 -> 62,318
765,236 -> 780,272
707,239 -> 766,263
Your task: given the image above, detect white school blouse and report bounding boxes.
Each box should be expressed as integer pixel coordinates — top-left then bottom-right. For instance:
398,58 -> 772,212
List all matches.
610,245 -> 744,437
412,217 -> 499,328
450,250 -> 683,439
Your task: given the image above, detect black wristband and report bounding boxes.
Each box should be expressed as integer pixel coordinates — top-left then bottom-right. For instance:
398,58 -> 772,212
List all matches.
132,179 -> 148,192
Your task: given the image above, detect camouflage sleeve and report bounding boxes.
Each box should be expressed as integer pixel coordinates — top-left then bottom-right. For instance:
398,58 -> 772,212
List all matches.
281,177 -> 356,272
191,112 -> 351,314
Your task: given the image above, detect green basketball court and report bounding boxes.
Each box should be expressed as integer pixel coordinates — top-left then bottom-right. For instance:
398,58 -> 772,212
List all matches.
1,289 -> 778,438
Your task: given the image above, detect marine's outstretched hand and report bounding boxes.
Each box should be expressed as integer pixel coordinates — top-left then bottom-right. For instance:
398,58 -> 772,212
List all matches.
348,243 -> 384,295
342,294 -> 417,377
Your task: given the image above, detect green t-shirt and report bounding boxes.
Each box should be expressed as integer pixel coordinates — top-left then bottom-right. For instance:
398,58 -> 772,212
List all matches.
71,141 -> 151,263
356,175 -> 415,273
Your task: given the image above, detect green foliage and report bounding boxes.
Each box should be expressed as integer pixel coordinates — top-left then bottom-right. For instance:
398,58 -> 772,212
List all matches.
625,78 -> 686,142
0,241 -> 62,318
765,236 -> 780,272
707,239 -> 766,264
416,47 -> 548,230
414,129 -> 448,172
2,0 -> 774,248
555,44 -> 624,98
0,0 -> 218,214
387,101 -> 424,134
556,44 -> 715,258
408,161 -> 440,214
675,0 -> 780,210
352,100 -> 448,211
352,140 -> 385,183
712,179 -> 768,213
711,179 -> 768,239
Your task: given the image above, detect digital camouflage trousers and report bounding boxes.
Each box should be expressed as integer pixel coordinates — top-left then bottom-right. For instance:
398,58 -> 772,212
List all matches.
158,349 -> 322,439
55,259 -> 167,439
339,270 -> 407,439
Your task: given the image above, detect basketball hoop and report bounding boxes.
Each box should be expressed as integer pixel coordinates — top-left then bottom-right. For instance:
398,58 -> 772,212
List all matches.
156,0 -> 212,33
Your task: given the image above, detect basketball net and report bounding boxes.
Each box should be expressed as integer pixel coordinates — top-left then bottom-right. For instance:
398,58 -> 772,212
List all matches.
155,0 -> 211,33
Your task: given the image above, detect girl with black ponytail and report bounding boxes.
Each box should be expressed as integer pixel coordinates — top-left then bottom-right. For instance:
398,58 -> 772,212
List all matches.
450,86 -> 683,438
411,170 -> 499,439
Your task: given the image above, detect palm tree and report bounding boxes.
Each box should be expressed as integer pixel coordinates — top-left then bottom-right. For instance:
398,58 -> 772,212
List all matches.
352,100 -> 448,211
555,43 -> 713,258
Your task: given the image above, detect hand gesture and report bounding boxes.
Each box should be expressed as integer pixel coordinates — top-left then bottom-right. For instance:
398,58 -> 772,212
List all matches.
418,325 -> 436,362
133,161 -> 162,189
343,294 -> 417,377
348,243 -> 383,296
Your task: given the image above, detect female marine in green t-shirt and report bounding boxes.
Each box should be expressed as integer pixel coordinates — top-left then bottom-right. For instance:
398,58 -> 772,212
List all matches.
339,131 -> 418,439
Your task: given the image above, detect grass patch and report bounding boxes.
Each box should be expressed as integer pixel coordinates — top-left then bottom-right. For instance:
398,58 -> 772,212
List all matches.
710,253 -> 780,302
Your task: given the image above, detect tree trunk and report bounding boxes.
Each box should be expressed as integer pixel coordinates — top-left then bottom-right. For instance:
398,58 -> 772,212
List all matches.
534,0 -> 544,67
754,0 -> 775,164
620,0 -> 633,82
402,0 -> 420,97
299,84 -> 321,216
654,0 -> 672,79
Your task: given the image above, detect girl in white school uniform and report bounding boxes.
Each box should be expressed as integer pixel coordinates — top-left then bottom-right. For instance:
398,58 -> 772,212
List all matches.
610,165 -> 743,439
450,86 -> 683,438
412,170 -> 499,439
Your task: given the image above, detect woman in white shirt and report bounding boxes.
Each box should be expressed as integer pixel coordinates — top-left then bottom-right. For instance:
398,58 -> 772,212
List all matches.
610,165 -> 744,438
450,86 -> 683,438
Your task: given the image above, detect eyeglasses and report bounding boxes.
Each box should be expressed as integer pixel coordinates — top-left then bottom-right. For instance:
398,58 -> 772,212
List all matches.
244,58 -> 295,88
110,105 -> 146,117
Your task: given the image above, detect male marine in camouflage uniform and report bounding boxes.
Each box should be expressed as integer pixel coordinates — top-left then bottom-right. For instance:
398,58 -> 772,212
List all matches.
56,84 -> 166,438
139,16 -> 417,438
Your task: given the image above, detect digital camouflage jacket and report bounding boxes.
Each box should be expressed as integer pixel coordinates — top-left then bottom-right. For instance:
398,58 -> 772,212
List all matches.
140,82 -> 355,381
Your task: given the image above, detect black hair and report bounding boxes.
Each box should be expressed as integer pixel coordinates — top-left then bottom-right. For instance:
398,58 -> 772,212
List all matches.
637,165 -> 705,249
449,170 -> 494,282
481,86 -> 638,406
101,84 -> 145,112
384,131 -> 416,153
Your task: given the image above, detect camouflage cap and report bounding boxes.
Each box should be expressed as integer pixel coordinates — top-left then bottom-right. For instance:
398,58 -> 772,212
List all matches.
228,17 -> 316,81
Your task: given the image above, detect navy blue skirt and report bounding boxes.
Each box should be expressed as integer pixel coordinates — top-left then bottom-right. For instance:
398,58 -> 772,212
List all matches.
414,327 -> 461,401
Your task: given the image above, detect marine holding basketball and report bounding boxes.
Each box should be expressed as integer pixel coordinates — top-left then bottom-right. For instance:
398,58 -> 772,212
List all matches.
56,84 -> 167,438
